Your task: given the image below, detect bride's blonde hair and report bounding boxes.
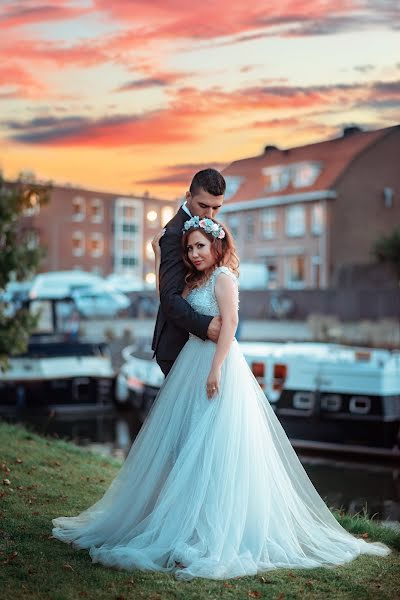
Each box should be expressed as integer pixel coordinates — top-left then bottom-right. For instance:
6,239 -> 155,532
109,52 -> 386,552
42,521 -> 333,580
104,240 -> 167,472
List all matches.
182,219 -> 239,291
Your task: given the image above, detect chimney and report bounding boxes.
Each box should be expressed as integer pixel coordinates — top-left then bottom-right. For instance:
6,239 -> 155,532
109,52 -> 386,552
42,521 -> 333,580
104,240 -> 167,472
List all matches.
264,144 -> 279,154
342,125 -> 362,137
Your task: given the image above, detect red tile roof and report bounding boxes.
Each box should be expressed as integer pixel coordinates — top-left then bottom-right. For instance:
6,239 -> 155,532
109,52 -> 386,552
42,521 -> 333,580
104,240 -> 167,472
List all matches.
222,126 -> 396,204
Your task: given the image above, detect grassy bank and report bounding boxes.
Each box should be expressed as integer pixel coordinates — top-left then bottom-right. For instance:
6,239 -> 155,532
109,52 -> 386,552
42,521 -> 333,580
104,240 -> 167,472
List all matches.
0,421 -> 399,600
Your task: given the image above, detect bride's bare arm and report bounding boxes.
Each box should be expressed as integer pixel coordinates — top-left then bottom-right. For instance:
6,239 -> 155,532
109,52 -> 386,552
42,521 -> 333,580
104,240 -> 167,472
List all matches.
206,273 -> 238,398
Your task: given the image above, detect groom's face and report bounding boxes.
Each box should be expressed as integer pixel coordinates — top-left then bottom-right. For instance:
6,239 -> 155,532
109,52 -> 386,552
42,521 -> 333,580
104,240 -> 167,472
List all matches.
186,188 -> 224,219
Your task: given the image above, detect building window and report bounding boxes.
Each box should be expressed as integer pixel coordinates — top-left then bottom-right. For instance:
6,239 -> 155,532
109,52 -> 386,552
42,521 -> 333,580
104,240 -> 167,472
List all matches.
262,166 -> 290,193
292,162 -> 321,188
161,206 -> 174,226
285,255 -> 306,288
72,196 -> 85,221
311,204 -> 323,235
383,187 -> 394,208
224,176 -> 244,200
261,208 -> 277,239
246,214 -> 255,241
122,257 -> 137,267
226,214 -> 239,239
146,209 -> 158,227
285,205 -> 305,237
90,198 -> 103,223
23,192 -> 40,217
89,233 -> 104,258
122,223 -> 137,234
72,231 -> 85,256
123,206 -> 135,220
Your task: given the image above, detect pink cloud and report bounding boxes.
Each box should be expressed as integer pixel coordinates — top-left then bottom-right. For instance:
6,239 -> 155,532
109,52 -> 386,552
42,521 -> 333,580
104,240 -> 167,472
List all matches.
0,1 -> 89,30
0,64 -> 48,99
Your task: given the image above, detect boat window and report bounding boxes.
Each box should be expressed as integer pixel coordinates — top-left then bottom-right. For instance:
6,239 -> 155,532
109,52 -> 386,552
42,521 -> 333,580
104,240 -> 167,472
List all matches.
293,392 -> 314,410
349,396 -> 371,414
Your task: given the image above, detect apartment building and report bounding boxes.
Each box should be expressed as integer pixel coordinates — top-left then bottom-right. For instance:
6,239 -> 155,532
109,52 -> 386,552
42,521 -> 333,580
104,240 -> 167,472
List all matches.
21,184 -> 176,284
221,125 -> 400,289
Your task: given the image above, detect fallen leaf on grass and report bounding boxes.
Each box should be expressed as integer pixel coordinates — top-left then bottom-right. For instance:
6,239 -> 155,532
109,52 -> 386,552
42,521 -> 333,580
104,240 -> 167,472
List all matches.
16,458 -> 23,464
260,576 -> 273,584
63,562 -> 75,571
223,582 -> 233,588
248,592 -> 262,598
2,479 -> 11,486
360,532 -> 369,539
3,551 -> 18,564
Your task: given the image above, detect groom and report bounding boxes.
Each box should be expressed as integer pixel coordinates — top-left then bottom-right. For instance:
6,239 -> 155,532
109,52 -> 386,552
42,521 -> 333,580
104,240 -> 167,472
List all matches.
152,168 -> 226,376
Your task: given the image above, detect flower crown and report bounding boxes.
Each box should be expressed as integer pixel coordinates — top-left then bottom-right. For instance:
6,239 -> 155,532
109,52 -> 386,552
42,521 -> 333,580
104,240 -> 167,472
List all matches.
183,216 -> 226,239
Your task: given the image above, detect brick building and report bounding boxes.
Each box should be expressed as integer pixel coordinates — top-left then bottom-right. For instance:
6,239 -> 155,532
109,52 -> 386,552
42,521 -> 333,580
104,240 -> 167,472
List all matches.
21,184 -> 176,284
221,125 -> 400,289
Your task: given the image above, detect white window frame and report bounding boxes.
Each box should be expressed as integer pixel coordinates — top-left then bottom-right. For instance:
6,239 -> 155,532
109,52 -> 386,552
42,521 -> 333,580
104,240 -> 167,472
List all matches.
261,208 -> 277,240
89,232 -> 104,258
72,231 -> 85,257
72,196 -> 85,222
90,198 -> 104,223
285,205 -> 305,237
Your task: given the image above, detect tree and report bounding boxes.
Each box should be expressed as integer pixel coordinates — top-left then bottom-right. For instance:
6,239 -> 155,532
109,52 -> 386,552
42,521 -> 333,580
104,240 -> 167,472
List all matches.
372,227 -> 400,280
0,175 -> 50,368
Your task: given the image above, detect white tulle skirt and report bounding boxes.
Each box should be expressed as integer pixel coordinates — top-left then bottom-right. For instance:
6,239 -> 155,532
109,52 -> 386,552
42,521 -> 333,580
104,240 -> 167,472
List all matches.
52,336 -> 390,580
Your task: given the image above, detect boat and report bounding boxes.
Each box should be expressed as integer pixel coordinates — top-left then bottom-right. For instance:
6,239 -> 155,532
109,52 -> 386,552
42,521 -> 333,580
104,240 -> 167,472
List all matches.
0,297 -> 116,417
116,340 -> 400,461
241,341 -> 400,459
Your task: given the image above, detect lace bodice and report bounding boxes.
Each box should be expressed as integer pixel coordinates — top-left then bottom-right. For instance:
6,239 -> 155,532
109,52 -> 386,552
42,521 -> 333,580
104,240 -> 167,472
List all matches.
186,266 -> 238,317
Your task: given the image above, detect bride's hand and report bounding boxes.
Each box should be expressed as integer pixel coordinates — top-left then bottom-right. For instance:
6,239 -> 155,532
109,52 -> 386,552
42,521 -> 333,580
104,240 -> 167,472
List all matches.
206,367 -> 220,400
151,228 -> 166,256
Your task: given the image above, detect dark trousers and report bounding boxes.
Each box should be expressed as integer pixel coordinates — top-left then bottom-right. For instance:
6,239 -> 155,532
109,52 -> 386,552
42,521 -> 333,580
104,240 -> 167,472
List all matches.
157,358 -> 174,377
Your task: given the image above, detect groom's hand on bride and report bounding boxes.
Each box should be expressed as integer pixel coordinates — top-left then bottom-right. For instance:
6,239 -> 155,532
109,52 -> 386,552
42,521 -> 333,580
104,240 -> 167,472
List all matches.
207,316 -> 222,342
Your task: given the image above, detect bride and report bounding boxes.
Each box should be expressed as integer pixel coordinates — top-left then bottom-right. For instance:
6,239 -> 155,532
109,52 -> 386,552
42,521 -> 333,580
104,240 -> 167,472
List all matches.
52,217 -> 390,581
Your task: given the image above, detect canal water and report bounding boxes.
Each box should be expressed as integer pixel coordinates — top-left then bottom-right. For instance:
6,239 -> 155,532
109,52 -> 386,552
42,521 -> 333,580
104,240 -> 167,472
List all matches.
6,408 -> 400,525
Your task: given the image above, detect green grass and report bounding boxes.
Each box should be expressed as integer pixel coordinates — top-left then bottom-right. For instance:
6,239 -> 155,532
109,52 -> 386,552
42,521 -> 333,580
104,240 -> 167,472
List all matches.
0,421 -> 399,600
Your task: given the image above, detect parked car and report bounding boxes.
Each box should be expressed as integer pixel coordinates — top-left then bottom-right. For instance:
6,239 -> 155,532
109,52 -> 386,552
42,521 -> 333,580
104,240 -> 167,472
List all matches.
106,273 -> 145,293
29,270 -> 104,300
71,286 -> 130,319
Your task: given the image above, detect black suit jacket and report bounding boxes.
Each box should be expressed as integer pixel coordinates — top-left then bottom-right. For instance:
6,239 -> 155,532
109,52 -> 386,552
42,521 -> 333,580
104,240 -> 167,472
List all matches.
151,207 -> 213,362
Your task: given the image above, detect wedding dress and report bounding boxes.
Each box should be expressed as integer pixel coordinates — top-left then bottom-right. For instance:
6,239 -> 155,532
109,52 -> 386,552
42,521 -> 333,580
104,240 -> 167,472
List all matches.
52,266 -> 390,581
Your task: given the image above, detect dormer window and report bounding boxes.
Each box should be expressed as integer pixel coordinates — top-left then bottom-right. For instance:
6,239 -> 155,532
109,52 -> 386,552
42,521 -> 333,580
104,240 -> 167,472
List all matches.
292,162 -> 321,188
224,176 -> 244,200
262,166 -> 290,193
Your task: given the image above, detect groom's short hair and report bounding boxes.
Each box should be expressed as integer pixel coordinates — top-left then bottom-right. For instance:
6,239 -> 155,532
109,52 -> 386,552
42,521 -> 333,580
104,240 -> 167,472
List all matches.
189,168 -> 226,197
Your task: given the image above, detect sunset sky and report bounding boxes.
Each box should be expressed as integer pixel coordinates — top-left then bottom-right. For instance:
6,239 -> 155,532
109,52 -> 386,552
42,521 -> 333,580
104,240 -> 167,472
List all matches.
1,0 -> 399,199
